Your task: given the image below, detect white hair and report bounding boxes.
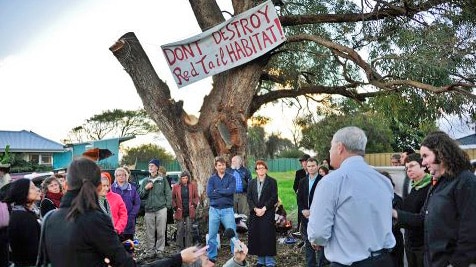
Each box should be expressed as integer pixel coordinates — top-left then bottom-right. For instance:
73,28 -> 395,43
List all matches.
332,126 -> 367,156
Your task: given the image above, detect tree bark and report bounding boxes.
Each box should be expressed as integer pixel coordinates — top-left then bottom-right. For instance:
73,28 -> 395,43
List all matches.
110,32 -> 265,189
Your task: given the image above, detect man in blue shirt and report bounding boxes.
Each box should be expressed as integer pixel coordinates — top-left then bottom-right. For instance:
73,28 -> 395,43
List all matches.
308,126 -> 396,266
229,155 -> 252,216
206,156 -> 237,263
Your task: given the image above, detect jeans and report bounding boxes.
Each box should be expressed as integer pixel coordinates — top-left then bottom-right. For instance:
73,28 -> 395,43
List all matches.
257,256 -> 276,266
207,207 -> 236,261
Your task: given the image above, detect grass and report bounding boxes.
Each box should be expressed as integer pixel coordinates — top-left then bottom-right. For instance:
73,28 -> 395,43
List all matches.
268,171 -> 298,224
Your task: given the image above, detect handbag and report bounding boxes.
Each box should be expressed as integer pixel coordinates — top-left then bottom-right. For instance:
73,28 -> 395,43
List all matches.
36,209 -> 55,267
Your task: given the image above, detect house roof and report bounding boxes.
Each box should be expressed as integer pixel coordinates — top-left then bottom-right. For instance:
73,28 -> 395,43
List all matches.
67,135 -> 135,146
0,130 -> 64,153
456,133 -> 476,149
456,133 -> 476,146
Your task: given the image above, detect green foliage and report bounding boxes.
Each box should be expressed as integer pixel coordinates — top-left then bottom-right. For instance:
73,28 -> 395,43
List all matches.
121,144 -> 174,166
0,145 -> 11,166
265,133 -> 294,159
8,155 -> 52,173
277,148 -> 305,159
247,126 -> 267,160
264,0 -> 475,140
368,92 -> 439,150
300,110 -> 393,158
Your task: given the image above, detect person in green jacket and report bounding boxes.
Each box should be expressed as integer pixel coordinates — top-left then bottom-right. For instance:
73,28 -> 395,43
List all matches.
139,158 -> 172,258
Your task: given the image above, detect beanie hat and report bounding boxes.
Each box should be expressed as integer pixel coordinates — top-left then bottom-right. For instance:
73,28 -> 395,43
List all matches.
101,172 -> 112,184
149,159 -> 161,168
4,178 -> 31,205
67,158 -> 101,191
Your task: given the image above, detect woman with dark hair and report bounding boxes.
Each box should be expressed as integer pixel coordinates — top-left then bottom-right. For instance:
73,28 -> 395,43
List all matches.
39,175 -> 63,217
318,165 -> 329,177
419,131 -> 476,266
4,178 -> 41,266
393,153 -> 431,267
247,160 -> 278,267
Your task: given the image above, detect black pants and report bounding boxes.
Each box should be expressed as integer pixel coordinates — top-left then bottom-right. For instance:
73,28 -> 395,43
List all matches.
330,250 -> 394,267
0,227 -> 8,267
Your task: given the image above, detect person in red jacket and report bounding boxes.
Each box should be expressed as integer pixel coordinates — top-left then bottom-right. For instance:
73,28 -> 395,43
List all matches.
101,172 -> 128,235
172,170 -> 199,249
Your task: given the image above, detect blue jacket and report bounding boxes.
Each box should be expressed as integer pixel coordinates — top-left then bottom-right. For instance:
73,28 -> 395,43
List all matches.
226,166 -> 252,193
207,172 -> 235,209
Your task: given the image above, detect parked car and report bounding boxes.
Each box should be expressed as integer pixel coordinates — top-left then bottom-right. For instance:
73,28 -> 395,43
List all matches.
165,171 -> 181,186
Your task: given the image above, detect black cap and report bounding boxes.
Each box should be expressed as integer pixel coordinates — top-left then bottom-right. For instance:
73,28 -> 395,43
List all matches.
299,154 -> 311,161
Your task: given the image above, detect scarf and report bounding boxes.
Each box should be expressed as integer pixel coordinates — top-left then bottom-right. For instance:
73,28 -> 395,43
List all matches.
45,191 -> 63,208
411,173 -> 432,190
98,196 -> 111,217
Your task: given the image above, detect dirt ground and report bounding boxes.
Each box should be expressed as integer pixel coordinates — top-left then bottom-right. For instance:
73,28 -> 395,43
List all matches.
134,216 -> 308,266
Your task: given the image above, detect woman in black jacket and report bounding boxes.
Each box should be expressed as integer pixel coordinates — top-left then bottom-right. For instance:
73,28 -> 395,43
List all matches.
247,160 -> 278,267
419,131 -> 476,267
39,175 -> 63,217
4,178 -> 41,266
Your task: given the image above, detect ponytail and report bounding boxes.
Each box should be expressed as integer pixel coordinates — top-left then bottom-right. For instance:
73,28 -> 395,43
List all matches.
67,180 -> 99,220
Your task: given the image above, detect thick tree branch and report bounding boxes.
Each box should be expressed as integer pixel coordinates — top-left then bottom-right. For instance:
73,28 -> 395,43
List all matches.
249,84 -> 362,115
279,0 -> 448,26
287,34 -> 382,81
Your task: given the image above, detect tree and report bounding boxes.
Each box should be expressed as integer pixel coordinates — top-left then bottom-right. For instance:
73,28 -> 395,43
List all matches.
110,0 -> 475,186
121,144 -> 174,166
66,109 -> 158,142
247,126 -> 267,161
299,111 -> 394,159
265,133 -> 294,159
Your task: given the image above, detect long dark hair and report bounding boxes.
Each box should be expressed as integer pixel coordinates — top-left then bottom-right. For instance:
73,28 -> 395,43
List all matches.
421,131 -> 471,178
66,158 -> 101,220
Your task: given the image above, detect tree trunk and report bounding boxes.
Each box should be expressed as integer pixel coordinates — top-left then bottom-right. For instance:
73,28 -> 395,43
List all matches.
110,32 -> 265,191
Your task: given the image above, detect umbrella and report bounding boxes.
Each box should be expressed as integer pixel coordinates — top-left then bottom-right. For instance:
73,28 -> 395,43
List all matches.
82,148 -> 114,161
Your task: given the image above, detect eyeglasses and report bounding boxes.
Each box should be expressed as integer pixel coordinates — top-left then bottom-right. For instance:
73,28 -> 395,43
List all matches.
256,167 -> 267,170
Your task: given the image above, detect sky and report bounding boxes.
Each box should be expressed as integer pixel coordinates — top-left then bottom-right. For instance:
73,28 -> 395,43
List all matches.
1,0 -> 473,153
0,0 -> 299,150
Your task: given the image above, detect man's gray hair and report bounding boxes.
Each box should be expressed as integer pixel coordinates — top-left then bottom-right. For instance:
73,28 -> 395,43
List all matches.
332,126 -> 367,156
233,155 -> 243,165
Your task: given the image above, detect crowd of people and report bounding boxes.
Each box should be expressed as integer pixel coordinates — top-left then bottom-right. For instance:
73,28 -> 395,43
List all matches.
0,126 -> 475,267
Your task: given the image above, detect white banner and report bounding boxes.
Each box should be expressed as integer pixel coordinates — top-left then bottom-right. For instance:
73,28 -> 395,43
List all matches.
161,0 -> 286,88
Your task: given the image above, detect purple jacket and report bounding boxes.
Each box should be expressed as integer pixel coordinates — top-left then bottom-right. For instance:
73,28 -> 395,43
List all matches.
111,182 -> 141,235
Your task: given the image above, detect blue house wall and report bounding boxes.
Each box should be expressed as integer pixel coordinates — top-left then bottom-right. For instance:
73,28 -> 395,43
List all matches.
53,151 -> 73,169
52,137 -> 133,170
